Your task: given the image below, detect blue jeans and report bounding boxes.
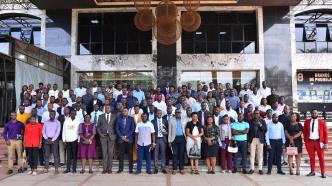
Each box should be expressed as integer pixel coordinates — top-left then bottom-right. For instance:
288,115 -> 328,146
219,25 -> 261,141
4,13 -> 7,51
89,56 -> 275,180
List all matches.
233,140 -> 247,172
137,145 -> 151,173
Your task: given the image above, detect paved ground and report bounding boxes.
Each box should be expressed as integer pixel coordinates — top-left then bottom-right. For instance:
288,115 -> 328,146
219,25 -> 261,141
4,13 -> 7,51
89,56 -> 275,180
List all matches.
0,169 -> 331,186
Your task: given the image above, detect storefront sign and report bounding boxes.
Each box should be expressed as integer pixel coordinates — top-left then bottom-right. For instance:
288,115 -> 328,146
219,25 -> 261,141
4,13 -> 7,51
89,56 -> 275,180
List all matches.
297,71 -> 332,84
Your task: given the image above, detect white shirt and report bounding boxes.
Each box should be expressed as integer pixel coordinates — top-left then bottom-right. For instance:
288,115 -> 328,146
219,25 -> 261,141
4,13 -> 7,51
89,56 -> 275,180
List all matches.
309,119 -> 319,140
258,105 -> 271,113
92,87 -> 98,94
214,115 -> 220,126
220,108 -> 238,122
135,121 -> 155,146
249,93 -> 262,107
153,101 -> 167,116
76,109 -> 87,123
43,103 -> 59,111
62,117 -> 80,142
239,89 -> 253,98
113,89 -> 122,100
62,90 -> 70,99
258,87 -> 271,98
49,89 -> 59,99
264,118 -> 272,124
41,111 -> 59,123
74,87 -> 87,98
272,109 -> 282,117
128,107 -> 143,116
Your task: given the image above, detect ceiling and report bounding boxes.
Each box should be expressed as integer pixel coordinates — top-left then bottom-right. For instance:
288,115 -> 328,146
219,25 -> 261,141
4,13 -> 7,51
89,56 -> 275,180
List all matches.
29,0 -> 302,9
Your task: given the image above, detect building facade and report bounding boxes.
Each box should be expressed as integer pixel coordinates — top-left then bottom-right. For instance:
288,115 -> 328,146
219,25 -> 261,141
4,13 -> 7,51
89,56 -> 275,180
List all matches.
1,0 -> 332,120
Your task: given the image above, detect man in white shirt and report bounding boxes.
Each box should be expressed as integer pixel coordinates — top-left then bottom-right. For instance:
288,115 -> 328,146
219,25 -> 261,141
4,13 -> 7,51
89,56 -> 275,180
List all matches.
62,110 -> 80,173
48,84 -> 60,99
61,84 -> 70,99
135,113 -> 156,174
258,81 -> 271,99
239,83 -> 253,98
220,100 -> 238,122
74,102 -> 86,124
153,94 -> 167,116
74,81 -> 87,98
249,87 -> 262,108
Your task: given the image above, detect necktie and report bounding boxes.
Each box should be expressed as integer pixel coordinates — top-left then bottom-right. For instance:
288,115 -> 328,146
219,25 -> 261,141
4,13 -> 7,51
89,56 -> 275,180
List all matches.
202,112 -> 204,126
159,119 -> 163,136
106,114 -> 110,124
311,119 -> 315,133
94,112 -> 97,124
123,118 -> 126,129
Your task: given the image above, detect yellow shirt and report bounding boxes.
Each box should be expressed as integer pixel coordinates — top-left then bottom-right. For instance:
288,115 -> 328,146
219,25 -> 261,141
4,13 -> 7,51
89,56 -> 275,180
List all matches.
17,113 -> 31,126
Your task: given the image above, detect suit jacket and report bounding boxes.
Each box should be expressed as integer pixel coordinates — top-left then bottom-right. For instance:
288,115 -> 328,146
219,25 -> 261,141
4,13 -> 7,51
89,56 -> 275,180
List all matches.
237,107 -> 247,115
97,112 -> 117,141
87,99 -> 103,114
115,116 -> 136,143
152,117 -> 168,143
248,119 -> 267,144
303,118 -> 328,144
162,114 -> 174,123
197,110 -> 210,126
168,117 -> 187,143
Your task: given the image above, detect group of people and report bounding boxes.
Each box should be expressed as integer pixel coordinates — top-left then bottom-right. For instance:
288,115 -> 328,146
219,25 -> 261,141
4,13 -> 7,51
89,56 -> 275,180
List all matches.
2,80 -> 329,178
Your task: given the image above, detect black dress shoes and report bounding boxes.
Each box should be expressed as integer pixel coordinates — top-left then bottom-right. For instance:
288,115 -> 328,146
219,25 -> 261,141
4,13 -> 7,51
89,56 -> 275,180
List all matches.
306,172 -> 316,176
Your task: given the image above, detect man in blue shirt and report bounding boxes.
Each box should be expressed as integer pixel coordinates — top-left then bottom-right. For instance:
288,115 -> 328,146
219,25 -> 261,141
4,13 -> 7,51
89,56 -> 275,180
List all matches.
115,108 -> 136,173
133,84 -> 145,104
168,109 -> 186,175
227,89 -> 240,111
265,113 -> 286,175
231,113 -> 249,174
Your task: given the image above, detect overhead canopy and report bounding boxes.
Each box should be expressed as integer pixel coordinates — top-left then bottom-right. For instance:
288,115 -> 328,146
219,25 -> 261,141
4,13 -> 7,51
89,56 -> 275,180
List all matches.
29,0 -> 302,9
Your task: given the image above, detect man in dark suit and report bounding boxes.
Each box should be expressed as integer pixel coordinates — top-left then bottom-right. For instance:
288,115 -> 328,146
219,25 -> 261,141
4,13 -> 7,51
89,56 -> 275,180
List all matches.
248,110 -> 267,175
115,108 -> 136,174
162,106 -> 174,166
197,102 -> 210,127
87,92 -> 103,114
152,109 -> 168,174
97,105 -> 117,174
237,101 -> 247,115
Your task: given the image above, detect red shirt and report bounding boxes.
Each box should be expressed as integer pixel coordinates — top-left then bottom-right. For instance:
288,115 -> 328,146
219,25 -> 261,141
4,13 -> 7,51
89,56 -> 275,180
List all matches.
24,123 -> 43,147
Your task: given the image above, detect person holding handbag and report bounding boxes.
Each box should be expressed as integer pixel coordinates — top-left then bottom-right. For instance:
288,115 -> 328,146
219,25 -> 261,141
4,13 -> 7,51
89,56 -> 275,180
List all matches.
219,114 -> 234,173
186,112 -> 204,175
285,112 -> 303,176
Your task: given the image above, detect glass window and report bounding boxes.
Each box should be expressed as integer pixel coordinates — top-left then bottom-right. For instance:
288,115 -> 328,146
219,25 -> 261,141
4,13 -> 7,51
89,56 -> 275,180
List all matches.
296,26 -> 304,42
77,12 -> 152,55
182,11 -> 257,54
217,72 -> 233,85
317,27 -> 327,41
78,71 -> 153,90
